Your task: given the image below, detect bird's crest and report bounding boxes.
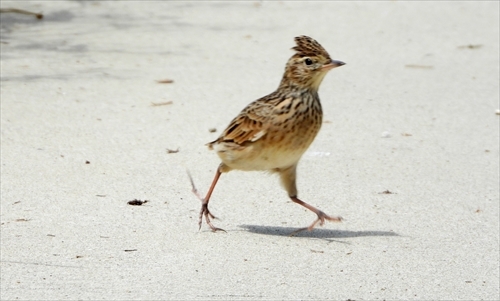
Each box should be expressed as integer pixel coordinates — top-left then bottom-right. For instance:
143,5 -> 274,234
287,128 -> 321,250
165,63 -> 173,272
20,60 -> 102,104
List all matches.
291,35 -> 331,60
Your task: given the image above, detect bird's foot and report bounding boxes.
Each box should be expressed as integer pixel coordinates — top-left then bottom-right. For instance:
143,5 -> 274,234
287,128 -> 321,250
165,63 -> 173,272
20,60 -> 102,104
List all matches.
290,211 -> 342,236
188,170 -> 225,232
199,202 -> 226,232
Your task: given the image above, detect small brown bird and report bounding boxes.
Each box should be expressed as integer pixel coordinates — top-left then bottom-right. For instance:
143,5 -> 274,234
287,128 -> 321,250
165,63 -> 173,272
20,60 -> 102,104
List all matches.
192,35 -> 345,234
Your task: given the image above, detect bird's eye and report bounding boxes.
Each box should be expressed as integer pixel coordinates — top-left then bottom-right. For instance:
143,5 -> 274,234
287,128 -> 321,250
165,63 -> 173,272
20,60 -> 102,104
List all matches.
304,58 -> 313,65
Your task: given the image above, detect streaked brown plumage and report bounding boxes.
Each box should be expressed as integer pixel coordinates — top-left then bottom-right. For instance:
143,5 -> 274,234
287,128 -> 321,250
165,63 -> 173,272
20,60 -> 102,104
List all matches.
193,35 -> 345,234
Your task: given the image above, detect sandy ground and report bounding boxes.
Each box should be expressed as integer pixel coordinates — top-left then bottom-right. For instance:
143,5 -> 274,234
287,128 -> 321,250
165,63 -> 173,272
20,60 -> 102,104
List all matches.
1,1 -> 499,300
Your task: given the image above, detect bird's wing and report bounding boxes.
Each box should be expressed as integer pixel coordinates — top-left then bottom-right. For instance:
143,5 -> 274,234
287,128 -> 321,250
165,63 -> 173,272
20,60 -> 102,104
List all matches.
217,101 -> 272,145
211,95 -> 290,146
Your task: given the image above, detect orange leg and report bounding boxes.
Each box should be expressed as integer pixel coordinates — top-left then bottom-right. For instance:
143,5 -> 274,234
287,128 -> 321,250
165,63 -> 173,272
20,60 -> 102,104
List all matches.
278,165 -> 342,235
188,168 -> 225,232
289,196 -> 343,236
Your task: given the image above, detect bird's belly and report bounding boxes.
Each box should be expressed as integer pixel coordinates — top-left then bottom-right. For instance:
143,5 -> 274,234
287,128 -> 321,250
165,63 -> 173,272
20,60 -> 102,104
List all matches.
216,144 -> 303,171
214,127 -> 318,171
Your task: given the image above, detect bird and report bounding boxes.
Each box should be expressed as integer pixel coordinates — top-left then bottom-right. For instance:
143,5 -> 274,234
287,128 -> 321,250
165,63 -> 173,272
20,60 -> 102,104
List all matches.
190,35 -> 345,235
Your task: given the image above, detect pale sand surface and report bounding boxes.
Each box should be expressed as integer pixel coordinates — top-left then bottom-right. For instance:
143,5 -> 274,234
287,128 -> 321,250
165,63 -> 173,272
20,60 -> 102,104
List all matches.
1,1 -> 499,300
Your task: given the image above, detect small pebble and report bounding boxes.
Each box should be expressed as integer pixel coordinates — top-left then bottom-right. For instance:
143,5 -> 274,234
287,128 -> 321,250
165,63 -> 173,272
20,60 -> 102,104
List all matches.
381,131 -> 391,138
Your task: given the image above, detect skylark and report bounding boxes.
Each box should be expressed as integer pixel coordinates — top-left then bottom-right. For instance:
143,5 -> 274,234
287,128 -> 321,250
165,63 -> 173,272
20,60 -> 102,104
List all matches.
191,35 -> 345,234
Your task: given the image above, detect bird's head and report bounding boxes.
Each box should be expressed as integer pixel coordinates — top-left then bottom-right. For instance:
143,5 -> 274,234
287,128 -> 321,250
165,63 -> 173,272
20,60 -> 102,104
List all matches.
281,35 -> 344,91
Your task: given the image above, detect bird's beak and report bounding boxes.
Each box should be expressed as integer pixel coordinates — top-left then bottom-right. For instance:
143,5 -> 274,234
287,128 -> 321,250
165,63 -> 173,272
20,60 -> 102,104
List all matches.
322,60 -> 345,71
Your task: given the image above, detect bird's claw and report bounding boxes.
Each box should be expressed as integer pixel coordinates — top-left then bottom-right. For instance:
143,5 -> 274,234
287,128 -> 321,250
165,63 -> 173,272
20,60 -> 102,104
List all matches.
188,169 -> 225,232
289,211 -> 342,236
199,202 -> 225,232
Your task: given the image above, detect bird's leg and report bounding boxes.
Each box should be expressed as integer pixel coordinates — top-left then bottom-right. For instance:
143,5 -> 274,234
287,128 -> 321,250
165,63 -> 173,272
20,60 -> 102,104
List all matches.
289,196 -> 343,236
199,168 -> 225,232
188,166 -> 225,232
279,165 -> 342,236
